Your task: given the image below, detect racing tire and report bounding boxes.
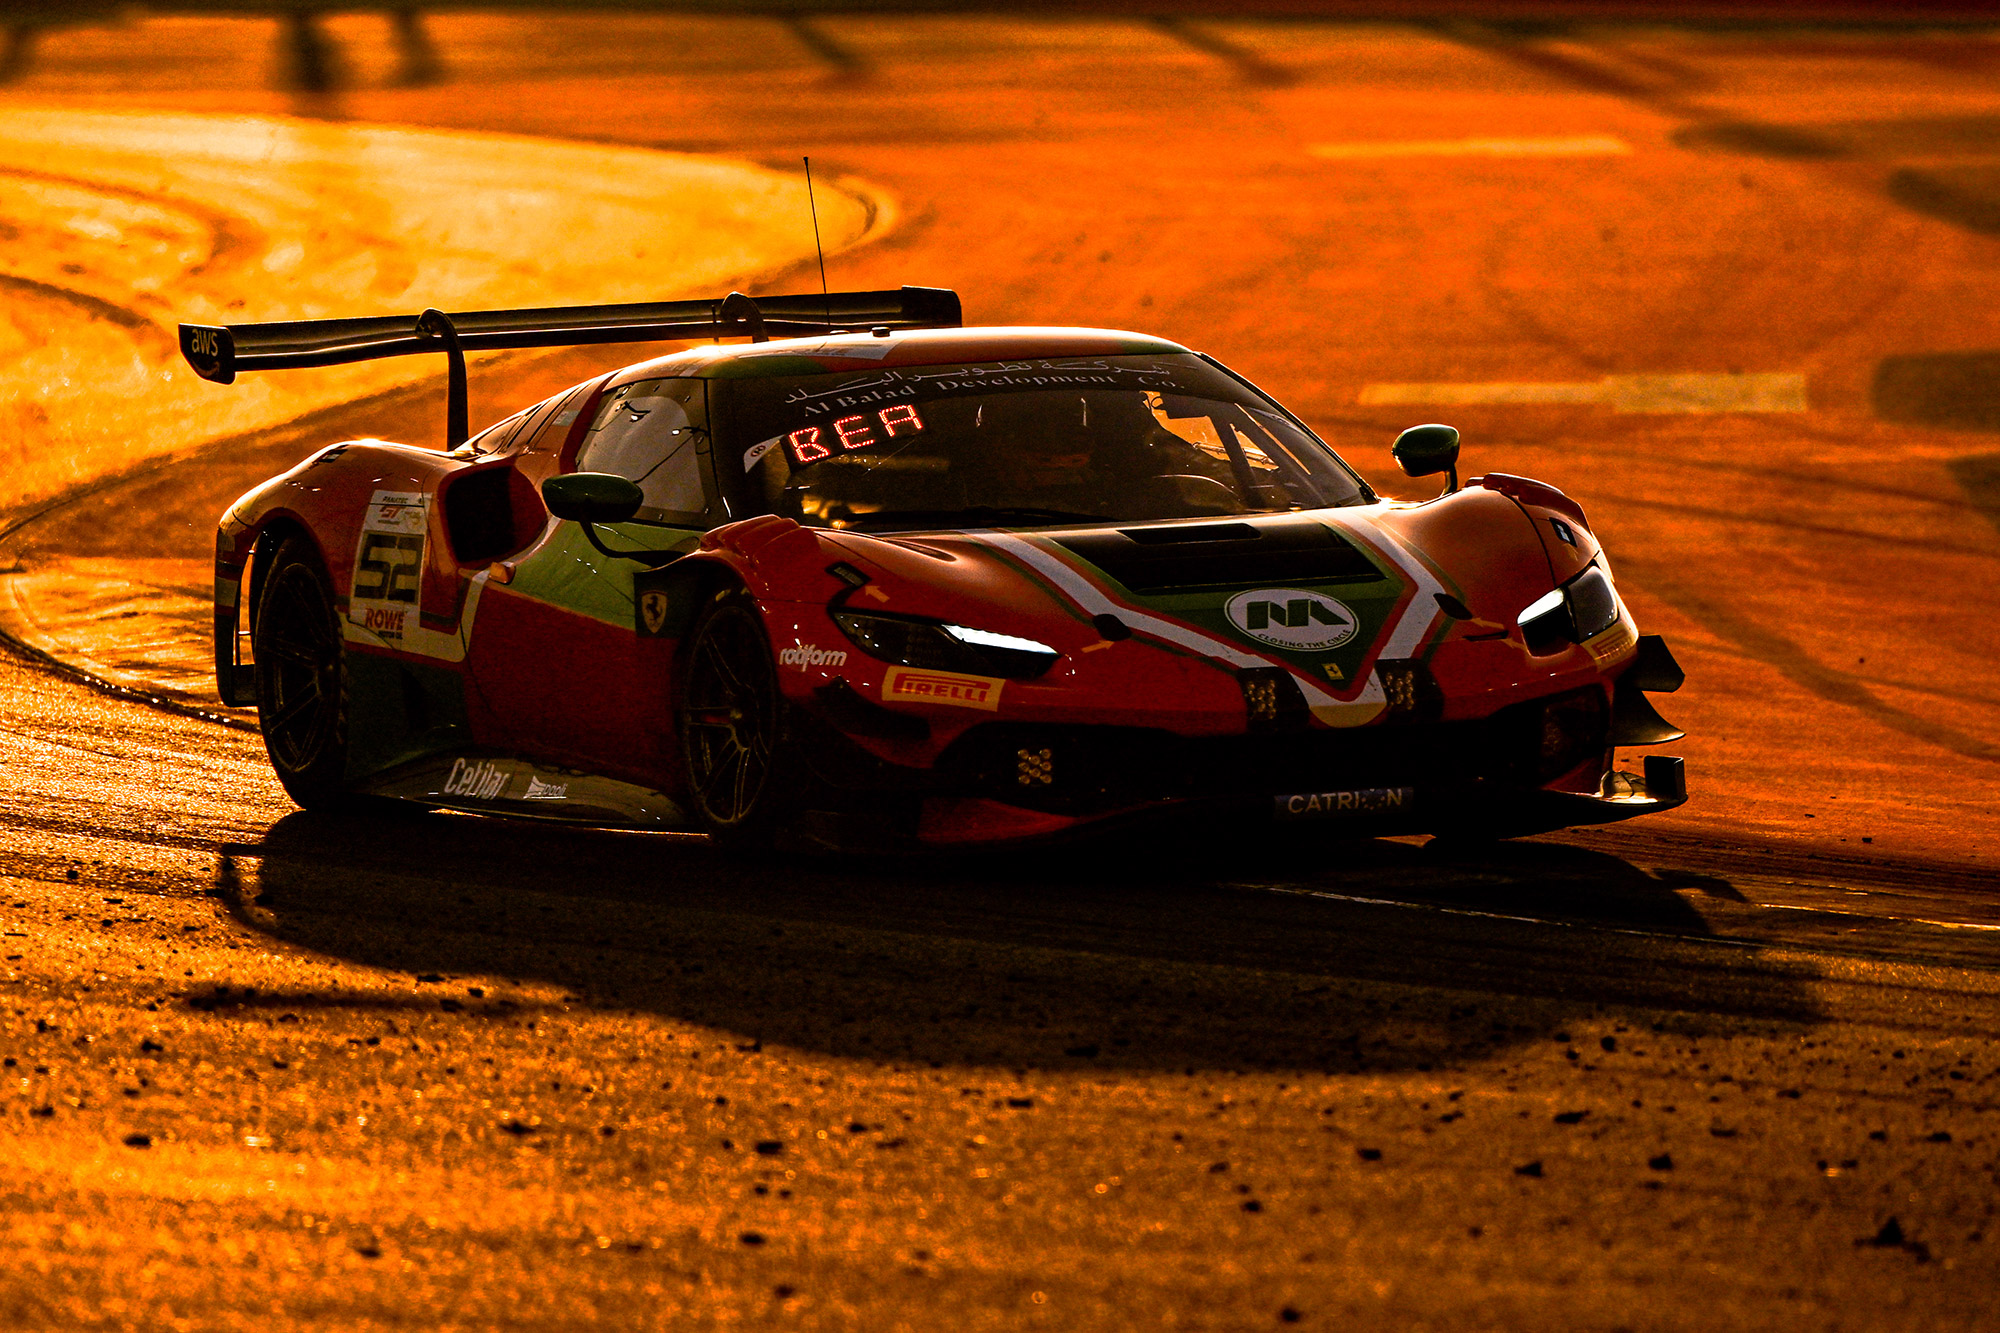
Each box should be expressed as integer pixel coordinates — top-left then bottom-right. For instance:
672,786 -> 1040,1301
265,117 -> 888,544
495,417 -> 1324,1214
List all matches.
252,536 -> 352,810
676,592 -> 797,847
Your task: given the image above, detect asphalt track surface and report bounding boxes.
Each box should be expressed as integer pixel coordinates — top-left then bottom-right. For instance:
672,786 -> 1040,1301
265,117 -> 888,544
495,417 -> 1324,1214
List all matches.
3,11 -> 2000,1330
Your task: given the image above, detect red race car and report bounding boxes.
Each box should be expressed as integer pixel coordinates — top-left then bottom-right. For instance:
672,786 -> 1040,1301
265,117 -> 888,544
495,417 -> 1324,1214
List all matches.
182,286 -> 1686,850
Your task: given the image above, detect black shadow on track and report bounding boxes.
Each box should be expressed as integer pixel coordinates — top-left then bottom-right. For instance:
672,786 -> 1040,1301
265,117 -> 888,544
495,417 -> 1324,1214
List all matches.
1874,353 -> 2000,435
1951,453 -> 2000,537
1672,113 -> 2000,240
215,808 -> 1826,1074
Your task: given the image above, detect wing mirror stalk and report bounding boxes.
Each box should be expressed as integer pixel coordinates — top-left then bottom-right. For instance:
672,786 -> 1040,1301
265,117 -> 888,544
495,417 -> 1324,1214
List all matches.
1392,423 -> 1461,497
540,473 -> 683,567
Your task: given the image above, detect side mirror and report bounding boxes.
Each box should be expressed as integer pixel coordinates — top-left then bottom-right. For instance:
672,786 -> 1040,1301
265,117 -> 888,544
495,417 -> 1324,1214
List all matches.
541,472 -> 644,524
1391,423 -> 1460,479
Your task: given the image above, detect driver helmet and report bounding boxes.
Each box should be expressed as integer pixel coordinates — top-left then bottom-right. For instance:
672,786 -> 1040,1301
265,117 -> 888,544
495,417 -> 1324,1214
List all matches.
978,393 -> 1094,485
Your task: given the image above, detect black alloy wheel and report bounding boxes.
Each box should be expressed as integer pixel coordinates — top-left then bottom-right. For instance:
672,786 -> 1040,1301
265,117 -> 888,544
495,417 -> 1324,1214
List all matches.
677,595 -> 788,843
253,536 -> 351,808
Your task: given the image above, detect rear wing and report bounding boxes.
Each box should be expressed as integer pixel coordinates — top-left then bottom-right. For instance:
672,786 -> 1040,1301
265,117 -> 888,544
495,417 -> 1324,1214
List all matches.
180,285 -> 962,446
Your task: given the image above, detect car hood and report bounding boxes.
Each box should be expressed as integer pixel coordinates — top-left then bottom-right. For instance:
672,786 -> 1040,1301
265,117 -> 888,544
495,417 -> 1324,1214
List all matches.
807,493 -> 1554,726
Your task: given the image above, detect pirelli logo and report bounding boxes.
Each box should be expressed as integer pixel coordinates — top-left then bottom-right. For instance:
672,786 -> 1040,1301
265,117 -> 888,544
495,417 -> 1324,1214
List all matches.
882,666 -> 1005,712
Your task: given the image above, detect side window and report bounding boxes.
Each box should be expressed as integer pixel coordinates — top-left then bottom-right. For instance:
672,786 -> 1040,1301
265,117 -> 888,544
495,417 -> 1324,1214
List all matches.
464,408 -> 530,455
576,378 -> 712,525
517,381 -> 597,455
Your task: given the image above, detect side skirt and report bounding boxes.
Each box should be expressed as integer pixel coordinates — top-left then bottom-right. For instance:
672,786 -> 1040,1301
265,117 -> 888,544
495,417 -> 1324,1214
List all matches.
357,751 -> 695,830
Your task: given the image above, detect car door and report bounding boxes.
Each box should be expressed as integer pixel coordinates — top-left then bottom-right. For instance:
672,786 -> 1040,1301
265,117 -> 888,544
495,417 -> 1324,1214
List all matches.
460,376 -> 717,786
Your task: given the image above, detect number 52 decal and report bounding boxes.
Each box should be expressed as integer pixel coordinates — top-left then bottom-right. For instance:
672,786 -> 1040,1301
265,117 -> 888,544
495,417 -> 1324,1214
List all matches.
350,491 -> 427,641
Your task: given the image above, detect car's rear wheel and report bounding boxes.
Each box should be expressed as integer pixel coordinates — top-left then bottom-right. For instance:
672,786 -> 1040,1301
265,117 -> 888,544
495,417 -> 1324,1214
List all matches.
253,536 -> 351,809
677,593 -> 793,845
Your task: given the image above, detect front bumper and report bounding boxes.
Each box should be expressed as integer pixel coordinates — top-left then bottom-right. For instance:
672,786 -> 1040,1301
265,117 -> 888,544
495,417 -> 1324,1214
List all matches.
912,754 -> 1687,846
790,688 -> 1687,849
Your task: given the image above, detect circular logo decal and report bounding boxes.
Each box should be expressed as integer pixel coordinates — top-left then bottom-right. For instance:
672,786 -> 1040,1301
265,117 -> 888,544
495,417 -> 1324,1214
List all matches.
1224,588 -> 1358,652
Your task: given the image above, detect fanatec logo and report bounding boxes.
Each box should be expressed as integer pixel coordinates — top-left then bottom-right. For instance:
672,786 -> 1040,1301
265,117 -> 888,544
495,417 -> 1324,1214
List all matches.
1223,588 -> 1358,652
778,642 -> 849,670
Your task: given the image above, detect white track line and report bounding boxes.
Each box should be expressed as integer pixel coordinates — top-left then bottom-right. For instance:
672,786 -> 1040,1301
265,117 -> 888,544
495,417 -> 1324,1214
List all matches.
1229,881 -> 1761,948
1359,372 -> 1807,414
1307,135 -> 1631,160
1238,882 -> 2000,942
1756,902 -> 2000,932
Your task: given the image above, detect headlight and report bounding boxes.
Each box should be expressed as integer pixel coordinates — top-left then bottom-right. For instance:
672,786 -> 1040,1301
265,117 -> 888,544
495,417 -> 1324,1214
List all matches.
1518,588 -> 1569,656
1518,565 -> 1621,656
832,611 -> 1059,679
942,624 -> 1057,656
1517,589 -> 1564,626
1564,567 -> 1619,641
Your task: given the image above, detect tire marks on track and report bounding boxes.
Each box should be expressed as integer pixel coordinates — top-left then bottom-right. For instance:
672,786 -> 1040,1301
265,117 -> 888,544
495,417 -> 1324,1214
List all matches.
1597,491 -> 2000,561
1150,17 -> 1294,88
0,629 -> 257,733
0,272 -> 169,353
0,159 -> 268,282
1617,550 -> 2000,765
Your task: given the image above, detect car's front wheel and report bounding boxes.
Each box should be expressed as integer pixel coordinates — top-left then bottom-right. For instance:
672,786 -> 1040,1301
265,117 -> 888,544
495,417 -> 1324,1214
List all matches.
676,592 -> 794,846
252,535 -> 351,808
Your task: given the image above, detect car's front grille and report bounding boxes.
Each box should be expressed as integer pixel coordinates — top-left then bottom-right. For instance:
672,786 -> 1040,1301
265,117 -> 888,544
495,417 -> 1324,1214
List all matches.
934,692 -> 1583,815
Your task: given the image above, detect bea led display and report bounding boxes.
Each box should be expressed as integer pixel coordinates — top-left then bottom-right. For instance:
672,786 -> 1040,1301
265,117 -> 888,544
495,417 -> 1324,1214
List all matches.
785,403 -> 925,466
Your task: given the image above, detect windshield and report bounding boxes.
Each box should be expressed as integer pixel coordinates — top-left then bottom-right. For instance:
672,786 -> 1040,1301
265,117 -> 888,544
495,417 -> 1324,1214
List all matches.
714,353 -> 1369,531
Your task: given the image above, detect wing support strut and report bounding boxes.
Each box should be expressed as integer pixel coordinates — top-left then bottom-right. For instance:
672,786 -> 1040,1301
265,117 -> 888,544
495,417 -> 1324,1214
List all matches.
415,308 -> 469,450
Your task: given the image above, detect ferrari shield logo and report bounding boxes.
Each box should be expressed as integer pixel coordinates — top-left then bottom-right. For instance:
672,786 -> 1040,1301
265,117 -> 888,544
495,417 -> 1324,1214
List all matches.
639,591 -> 671,636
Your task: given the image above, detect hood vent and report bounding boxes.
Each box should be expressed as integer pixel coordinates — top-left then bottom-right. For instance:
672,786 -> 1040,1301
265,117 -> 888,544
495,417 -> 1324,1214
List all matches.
1050,516 -> 1382,592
